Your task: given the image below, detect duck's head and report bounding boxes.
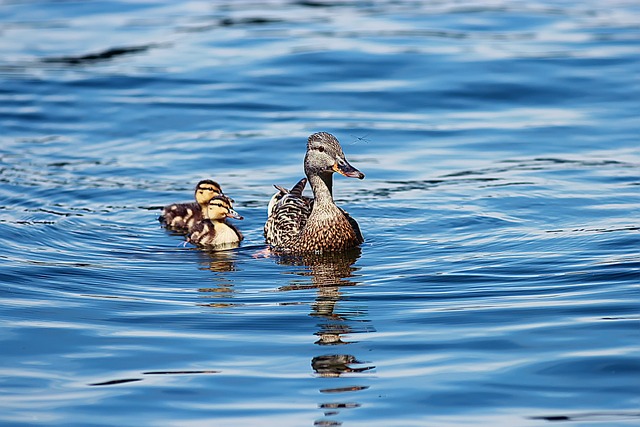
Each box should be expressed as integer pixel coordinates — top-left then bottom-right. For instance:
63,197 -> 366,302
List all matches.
304,132 -> 365,180
206,195 -> 243,221
195,179 -> 222,207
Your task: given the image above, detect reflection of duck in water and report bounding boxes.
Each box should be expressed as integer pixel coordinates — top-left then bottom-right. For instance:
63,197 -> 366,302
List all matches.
274,249 -> 374,426
159,179 -> 223,232
312,354 -> 374,378
187,195 -> 243,248
277,248 -> 362,290
264,132 -> 364,254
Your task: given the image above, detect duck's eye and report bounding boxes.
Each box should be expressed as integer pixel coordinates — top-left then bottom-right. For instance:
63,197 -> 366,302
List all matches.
317,146 -> 325,153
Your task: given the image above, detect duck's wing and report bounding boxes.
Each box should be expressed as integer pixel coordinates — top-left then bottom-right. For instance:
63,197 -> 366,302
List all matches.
267,186 -> 289,218
264,178 -> 312,246
339,207 -> 364,244
290,178 -> 314,212
289,178 -> 307,197
160,201 -> 202,231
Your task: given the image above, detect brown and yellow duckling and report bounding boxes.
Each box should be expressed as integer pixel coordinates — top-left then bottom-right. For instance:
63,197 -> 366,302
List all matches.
264,132 -> 364,254
187,195 -> 244,248
159,179 -> 223,232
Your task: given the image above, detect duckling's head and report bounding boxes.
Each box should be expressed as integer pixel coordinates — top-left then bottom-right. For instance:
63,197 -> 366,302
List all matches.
195,179 -> 222,206
206,195 -> 243,221
304,132 -> 365,180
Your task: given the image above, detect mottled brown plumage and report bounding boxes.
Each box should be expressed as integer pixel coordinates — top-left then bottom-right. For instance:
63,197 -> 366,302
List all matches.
264,132 -> 364,254
264,178 -> 312,245
159,179 -> 222,232
187,195 -> 243,248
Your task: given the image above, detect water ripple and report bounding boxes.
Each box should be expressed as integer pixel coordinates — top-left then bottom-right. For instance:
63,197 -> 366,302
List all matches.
1,0 -> 639,426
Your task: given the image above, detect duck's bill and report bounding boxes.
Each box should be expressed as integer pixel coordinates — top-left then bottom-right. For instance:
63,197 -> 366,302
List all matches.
333,159 -> 365,179
226,209 -> 244,220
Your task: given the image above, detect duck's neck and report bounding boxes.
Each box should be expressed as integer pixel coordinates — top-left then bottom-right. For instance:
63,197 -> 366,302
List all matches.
308,172 -> 336,208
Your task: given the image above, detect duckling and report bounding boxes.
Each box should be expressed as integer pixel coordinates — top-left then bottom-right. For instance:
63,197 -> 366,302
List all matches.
187,195 -> 244,248
264,132 -> 364,254
159,179 -> 222,231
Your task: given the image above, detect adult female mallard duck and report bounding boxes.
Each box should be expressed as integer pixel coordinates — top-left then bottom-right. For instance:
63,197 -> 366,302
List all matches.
159,179 -> 223,232
264,132 -> 364,254
187,195 -> 244,248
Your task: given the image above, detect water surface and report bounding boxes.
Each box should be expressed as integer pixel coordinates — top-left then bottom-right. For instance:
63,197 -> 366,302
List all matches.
1,1 -> 639,426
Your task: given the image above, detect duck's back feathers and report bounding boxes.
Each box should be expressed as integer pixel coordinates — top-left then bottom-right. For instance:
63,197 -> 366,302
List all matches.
159,201 -> 203,231
289,177 -> 308,198
264,178 -> 313,248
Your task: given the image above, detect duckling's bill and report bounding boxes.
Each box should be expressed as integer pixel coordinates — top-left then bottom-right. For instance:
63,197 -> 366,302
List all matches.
227,208 -> 243,220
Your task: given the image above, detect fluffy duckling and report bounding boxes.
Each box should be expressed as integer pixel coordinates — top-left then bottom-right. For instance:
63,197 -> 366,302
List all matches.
187,195 -> 244,248
264,132 -> 364,254
159,179 -> 222,231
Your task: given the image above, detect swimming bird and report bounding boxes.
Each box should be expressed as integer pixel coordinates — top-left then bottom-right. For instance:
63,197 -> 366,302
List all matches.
264,132 -> 364,253
187,195 -> 244,248
159,179 -> 223,232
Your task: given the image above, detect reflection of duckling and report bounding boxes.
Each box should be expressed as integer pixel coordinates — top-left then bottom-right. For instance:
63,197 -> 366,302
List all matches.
159,179 -> 222,231
187,196 -> 244,248
264,132 -> 364,253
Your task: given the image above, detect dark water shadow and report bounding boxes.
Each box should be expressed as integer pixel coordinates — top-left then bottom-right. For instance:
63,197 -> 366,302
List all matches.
274,248 -> 375,426
40,43 -> 166,66
89,370 -> 220,387
529,411 -> 640,423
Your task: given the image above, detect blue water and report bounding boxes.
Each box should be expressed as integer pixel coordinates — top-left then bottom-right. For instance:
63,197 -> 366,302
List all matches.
1,1 -> 639,426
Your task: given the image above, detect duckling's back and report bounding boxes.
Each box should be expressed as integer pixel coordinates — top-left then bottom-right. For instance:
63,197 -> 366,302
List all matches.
159,202 -> 203,231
